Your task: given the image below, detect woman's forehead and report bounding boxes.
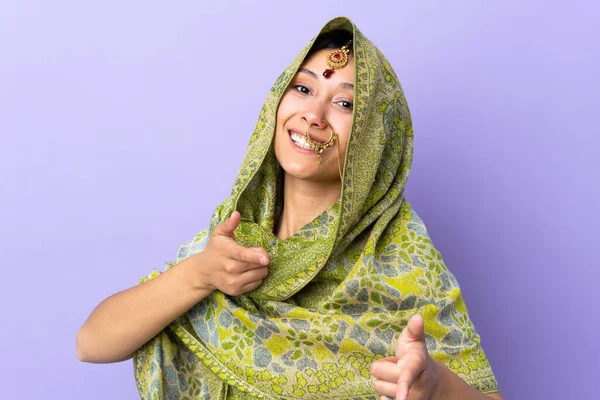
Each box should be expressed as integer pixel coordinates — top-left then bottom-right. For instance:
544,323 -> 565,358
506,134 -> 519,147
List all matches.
299,49 -> 355,84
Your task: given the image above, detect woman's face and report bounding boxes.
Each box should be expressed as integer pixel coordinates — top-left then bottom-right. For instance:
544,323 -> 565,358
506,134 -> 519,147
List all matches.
274,48 -> 355,184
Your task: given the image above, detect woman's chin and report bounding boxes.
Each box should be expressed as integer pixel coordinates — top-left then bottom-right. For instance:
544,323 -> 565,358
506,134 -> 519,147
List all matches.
280,163 -> 317,180
280,163 -> 340,184
276,148 -> 339,182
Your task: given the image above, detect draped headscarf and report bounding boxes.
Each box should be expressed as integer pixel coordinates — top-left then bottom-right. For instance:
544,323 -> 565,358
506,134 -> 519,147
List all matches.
134,16 -> 499,399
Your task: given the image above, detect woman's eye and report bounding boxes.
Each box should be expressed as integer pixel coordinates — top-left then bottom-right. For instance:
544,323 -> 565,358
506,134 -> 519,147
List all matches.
293,84 -> 311,94
337,100 -> 353,110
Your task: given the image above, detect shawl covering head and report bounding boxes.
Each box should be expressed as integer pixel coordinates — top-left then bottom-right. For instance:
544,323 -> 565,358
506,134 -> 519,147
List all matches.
134,16 -> 499,399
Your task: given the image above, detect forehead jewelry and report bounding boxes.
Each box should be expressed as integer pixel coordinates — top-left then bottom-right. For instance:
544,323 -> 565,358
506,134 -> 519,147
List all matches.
304,120 -> 338,165
322,40 -> 352,79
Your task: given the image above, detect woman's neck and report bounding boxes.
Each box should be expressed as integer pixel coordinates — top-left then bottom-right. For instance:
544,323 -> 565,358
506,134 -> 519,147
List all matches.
275,173 -> 341,240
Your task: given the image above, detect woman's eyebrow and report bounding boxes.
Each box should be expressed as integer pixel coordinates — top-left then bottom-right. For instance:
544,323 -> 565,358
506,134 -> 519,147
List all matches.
298,67 -> 354,91
298,67 -> 318,79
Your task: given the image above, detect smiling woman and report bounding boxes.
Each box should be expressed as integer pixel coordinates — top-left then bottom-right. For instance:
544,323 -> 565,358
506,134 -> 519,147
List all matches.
76,17 -> 502,400
273,33 -> 355,240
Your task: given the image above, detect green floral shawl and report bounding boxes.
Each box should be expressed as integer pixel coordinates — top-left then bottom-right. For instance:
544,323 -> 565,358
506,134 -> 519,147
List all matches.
134,16 -> 498,400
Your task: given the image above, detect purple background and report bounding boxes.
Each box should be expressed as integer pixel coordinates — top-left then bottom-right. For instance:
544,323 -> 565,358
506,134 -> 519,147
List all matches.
1,1 -> 598,399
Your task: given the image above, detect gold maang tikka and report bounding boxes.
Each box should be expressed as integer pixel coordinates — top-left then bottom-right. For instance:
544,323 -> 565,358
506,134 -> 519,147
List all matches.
323,40 -> 352,78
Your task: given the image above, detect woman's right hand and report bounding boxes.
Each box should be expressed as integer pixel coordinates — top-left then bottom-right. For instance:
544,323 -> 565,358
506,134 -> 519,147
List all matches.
187,211 -> 270,296
76,211 -> 270,363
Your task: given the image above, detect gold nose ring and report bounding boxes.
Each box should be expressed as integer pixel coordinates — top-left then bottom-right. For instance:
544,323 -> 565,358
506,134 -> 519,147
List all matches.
304,120 -> 338,165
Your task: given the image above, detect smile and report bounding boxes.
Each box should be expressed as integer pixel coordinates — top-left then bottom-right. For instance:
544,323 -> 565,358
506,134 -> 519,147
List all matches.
288,130 -> 323,155
289,130 -> 316,151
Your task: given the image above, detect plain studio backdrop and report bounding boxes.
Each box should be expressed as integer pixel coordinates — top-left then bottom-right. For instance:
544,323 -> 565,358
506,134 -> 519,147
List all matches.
1,1 -> 598,399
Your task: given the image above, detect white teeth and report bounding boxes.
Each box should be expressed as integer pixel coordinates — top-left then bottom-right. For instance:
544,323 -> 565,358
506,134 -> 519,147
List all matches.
290,132 -> 314,150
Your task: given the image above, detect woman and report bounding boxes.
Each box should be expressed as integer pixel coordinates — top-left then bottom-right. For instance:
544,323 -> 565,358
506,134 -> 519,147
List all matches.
77,17 -> 503,400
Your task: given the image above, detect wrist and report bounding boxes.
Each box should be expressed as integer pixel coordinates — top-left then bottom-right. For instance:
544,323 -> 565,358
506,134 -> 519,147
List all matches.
171,254 -> 215,294
429,360 -> 449,400
429,360 -> 493,400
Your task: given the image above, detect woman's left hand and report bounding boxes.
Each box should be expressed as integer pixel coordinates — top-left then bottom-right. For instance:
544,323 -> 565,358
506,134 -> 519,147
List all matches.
370,314 -> 440,400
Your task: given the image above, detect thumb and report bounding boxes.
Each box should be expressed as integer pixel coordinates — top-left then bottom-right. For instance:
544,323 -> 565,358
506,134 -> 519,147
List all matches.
404,314 -> 425,342
396,314 -> 425,358
213,211 -> 241,238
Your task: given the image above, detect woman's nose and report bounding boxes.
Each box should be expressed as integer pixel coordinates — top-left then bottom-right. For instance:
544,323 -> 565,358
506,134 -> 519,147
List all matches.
302,109 -> 328,130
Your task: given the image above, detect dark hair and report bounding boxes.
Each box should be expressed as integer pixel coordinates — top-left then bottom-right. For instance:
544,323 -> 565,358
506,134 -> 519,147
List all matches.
306,29 -> 353,59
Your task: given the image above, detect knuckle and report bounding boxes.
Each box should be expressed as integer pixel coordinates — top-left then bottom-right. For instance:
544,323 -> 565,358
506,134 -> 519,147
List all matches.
224,260 -> 237,274
225,277 -> 237,287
